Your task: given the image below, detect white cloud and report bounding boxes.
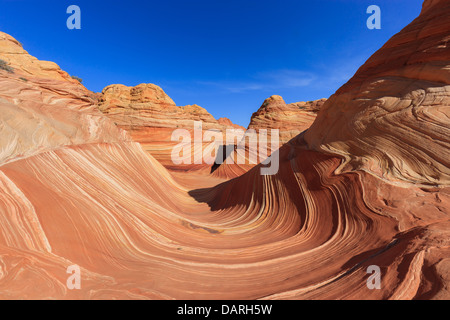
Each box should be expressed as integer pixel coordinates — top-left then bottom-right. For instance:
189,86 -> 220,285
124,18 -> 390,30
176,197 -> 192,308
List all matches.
196,69 -> 316,93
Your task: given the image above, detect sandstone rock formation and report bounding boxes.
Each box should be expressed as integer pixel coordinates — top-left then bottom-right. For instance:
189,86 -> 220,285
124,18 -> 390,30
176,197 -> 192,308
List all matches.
249,95 -> 326,143
98,83 -> 245,171
305,0 -> 450,187
0,32 -> 128,167
0,0 -> 448,300
207,96 -> 326,178
217,117 -> 244,130
0,32 -> 81,83
99,83 -> 223,129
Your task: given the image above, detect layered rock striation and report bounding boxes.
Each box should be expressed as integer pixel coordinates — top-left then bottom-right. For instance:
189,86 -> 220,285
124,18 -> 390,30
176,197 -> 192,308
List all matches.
98,83 -> 245,171
249,95 -> 326,143
305,0 -> 450,186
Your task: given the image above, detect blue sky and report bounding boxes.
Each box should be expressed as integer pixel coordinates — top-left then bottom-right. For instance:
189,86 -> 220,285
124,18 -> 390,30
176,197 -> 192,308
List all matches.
0,0 -> 423,127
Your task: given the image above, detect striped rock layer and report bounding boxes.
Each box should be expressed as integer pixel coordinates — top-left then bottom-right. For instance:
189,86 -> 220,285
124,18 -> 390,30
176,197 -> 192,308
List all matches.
0,0 -> 448,300
98,83 -> 247,173
248,95 -> 326,143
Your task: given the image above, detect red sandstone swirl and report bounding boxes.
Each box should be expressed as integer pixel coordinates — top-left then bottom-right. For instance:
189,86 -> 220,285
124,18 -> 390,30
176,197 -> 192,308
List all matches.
0,0 -> 449,300
305,0 -> 450,187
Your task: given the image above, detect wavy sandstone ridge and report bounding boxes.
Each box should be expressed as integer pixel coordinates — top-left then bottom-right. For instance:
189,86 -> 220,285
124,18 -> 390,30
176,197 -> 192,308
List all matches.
0,0 -> 449,300
305,0 -> 450,186
249,95 -> 326,143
